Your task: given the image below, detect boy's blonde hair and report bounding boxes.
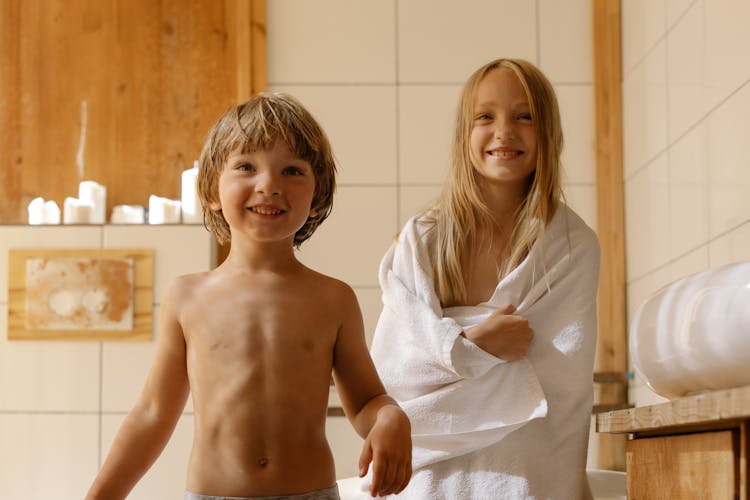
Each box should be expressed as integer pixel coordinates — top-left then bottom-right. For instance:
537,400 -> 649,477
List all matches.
424,58 -> 564,305
197,92 -> 337,246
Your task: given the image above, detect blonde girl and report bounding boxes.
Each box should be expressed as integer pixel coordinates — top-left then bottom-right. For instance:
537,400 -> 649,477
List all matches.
370,58 -> 600,499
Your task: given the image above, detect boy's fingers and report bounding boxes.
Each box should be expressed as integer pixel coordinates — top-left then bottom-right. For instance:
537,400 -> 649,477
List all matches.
378,460 -> 397,495
358,441 -> 373,477
395,461 -> 410,494
370,454 -> 384,497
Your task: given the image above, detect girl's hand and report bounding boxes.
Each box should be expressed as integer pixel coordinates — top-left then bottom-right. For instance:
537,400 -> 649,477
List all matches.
358,405 -> 412,497
463,304 -> 533,361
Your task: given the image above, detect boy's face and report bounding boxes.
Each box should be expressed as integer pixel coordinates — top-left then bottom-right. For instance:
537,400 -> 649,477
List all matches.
210,140 -> 317,245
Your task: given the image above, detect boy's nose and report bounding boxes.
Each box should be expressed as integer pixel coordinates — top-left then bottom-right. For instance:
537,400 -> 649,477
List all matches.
256,173 -> 281,195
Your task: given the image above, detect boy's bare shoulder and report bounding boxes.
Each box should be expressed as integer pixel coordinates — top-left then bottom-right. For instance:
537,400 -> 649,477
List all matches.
164,270 -> 216,303
301,266 -> 357,304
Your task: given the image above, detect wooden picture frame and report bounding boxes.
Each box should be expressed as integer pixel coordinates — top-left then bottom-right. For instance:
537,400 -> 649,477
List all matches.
7,248 -> 153,341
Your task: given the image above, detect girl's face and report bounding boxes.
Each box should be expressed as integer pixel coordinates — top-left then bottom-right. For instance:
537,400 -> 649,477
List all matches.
211,140 -> 317,245
469,68 -> 538,191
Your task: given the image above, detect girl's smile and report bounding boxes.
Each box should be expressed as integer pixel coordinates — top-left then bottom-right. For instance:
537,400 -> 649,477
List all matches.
470,68 -> 538,189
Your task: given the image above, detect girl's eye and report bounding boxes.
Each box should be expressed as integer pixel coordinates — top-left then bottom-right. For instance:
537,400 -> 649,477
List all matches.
475,113 -> 492,121
236,163 -> 254,172
518,113 -> 533,122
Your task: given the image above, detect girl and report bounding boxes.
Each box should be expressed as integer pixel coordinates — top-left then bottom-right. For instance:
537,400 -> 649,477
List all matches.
369,58 -> 600,498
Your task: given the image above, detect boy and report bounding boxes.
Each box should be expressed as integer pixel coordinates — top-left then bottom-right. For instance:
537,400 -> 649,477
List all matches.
86,93 -> 412,500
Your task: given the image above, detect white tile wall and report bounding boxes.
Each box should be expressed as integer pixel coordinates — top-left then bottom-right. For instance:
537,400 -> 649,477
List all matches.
267,0 -> 597,479
623,0 -> 750,408
101,414 -> 194,500
297,186 -> 398,287
396,0 -> 537,83
268,84 -> 399,186
2,0 -> 602,493
622,42 -> 668,178
398,85 -> 459,185
0,225 -> 214,498
0,413 -> 99,500
266,0 -> 396,83
621,0 -> 666,77
538,0 -> 592,83
625,153 -> 670,281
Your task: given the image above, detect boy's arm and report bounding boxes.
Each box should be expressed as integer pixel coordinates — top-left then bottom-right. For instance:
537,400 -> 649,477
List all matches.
331,285 -> 412,497
85,280 -> 190,500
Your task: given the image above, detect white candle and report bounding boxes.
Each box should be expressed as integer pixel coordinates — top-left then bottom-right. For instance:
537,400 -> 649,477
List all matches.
28,197 -> 45,225
78,180 -> 107,224
63,197 -> 93,224
43,200 -> 61,224
181,162 -> 201,223
111,204 -> 146,224
148,195 -> 181,224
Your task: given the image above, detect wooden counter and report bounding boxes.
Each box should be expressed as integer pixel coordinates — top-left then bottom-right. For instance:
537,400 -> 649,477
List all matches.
597,385 -> 750,499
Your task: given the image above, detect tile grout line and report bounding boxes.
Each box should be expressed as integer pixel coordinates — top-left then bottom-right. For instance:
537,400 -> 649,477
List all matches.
394,0 -> 401,231
98,341 -> 103,468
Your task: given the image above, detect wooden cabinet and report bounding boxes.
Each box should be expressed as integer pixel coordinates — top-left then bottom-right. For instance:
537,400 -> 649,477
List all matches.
597,385 -> 750,499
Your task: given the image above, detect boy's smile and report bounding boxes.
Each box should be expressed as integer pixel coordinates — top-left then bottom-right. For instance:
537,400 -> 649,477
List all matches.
212,141 -> 317,245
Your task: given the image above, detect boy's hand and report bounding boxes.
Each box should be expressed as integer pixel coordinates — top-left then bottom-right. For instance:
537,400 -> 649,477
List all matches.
358,404 -> 412,497
464,304 -> 533,361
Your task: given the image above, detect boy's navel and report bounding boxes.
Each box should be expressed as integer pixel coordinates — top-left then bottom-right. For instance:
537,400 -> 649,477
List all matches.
258,457 -> 269,467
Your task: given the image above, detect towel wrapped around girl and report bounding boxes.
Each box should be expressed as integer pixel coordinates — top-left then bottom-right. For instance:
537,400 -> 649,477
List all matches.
368,204 -> 599,499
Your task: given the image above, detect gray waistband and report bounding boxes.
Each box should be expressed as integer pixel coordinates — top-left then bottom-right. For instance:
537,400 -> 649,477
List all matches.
184,483 -> 340,500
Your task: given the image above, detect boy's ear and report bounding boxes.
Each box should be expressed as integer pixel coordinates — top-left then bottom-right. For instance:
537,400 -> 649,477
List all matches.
309,207 -> 317,218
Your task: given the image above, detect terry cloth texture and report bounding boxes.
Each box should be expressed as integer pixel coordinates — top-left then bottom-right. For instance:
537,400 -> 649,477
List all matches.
368,204 -> 600,499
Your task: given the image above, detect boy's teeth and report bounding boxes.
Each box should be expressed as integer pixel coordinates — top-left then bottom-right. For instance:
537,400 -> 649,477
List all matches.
252,207 -> 282,215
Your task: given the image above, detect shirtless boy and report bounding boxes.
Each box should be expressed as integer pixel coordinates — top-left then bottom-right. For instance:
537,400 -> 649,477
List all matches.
85,93 -> 412,500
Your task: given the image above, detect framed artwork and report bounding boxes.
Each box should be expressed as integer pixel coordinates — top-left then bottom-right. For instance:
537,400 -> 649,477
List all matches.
7,248 -> 153,341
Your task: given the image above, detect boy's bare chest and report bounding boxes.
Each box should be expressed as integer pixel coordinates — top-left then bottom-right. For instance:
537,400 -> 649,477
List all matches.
185,291 -> 339,355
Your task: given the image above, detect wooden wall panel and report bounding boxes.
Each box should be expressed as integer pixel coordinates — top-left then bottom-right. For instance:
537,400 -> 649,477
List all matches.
592,0 -> 628,470
0,0 -> 267,224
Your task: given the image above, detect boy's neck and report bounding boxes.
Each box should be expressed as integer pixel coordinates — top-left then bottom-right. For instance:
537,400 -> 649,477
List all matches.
220,238 -> 302,274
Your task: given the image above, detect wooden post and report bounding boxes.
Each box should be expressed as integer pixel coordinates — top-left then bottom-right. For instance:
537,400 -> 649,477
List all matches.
592,0 -> 628,471
217,0 -> 266,266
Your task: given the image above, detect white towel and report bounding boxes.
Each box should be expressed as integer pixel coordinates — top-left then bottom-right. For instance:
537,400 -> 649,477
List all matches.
369,205 -> 600,498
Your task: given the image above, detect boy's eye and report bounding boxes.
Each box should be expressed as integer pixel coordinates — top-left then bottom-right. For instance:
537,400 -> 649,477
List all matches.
283,166 -> 305,176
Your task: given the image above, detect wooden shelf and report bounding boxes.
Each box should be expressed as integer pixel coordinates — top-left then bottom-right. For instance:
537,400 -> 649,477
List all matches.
597,384 -> 750,434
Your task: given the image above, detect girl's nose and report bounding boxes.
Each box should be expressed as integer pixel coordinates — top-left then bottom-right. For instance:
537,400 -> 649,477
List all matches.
494,119 -> 515,140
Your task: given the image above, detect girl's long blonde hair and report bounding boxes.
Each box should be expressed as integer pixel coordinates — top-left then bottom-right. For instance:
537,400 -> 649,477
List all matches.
423,58 -> 564,306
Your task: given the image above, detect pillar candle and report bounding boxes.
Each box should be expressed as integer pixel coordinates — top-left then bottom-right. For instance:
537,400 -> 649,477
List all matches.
148,195 -> 182,224
63,197 -> 93,224
110,204 -> 146,224
78,181 -> 107,224
43,200 -> 61,224
181,162 -> 201,223
28,197 -> 45,225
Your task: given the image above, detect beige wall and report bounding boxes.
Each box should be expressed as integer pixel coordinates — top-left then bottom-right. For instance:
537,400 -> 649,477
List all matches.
0,225 -> 215,499
267,0 -> 597,480
623,0 -> 750,407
